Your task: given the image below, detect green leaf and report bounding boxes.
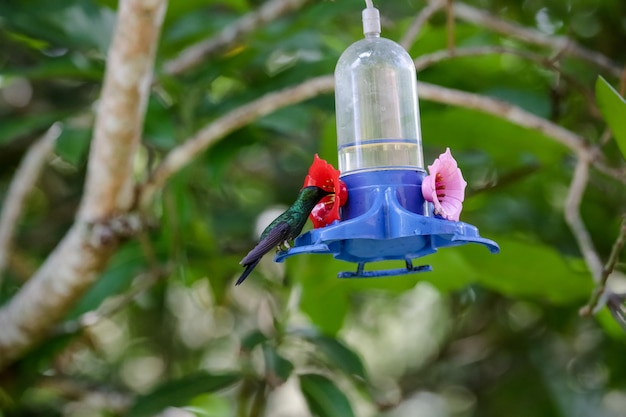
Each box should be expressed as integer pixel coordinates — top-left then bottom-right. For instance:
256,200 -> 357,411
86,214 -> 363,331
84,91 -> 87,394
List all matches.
287,254 -> 349,335
55,127 -> 90,166
485,87 -> 551,118
300,374 -> 355,417
127,373 -> 241,417
596,75 -> 626,159
186,393 -> 232,417
458,237 -> 593,303
144,95 -> 177,150
3,55 -> 104,81
240,330 -> 268,352
256,104 -> 313,135
596,307 -> 626,341
0,113 -> 67,146
262,344 -> 294,384
289,250 -> 471,335
299,281 -> 349,336
421,107 -> 566,167
66,242 -> 147,320
1,0 -> 116,53
296,331 -> 367,382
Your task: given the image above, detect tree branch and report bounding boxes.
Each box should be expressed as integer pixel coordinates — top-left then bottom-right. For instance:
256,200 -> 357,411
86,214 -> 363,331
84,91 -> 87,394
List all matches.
414,46 -> 602,120
0,0 -> 167,370
138,75 -> 335,206
580,215 -> 626,316
453,2 -> 623,78
9,72 -> 591,371
79,0 -> 167,222
564,157 -> 603,283
400,0 -> 445,50
0,123 -> 62,282
414,45 -> 557,71
163,0 -> 310,76
0,224 -> 117,368
416,82 -> 591,156
446,0 -> 455,53
418,82 -> 626,185
138,75 -> 604,208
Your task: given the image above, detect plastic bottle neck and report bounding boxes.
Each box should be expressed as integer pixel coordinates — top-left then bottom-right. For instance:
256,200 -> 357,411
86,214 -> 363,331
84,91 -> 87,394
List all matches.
362,4 -> 381,37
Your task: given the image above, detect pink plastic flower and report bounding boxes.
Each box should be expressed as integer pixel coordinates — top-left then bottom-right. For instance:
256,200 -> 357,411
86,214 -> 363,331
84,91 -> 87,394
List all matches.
303,154 -> 348,228
421,148 -> 467,221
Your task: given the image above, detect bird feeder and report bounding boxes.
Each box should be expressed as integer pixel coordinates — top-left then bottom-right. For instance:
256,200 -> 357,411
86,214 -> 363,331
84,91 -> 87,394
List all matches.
275,2 -> 498,277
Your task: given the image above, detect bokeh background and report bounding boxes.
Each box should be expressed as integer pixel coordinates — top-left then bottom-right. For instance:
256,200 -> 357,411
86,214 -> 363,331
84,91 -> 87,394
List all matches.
1,0 -> 626,416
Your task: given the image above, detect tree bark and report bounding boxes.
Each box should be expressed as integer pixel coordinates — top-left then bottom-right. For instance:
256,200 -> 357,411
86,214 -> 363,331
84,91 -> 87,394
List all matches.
0,0 -> 167,369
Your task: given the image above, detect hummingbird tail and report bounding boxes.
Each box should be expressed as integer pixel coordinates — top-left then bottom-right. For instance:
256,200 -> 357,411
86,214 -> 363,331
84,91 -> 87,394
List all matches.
236,259 -> 261,285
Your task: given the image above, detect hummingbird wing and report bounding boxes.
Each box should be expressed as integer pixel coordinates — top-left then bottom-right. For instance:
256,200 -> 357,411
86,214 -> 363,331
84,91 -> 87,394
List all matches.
239,221 -> 290,267
236,187 -> 330,286
235,258 -> 260,286
236,221 -> 289,285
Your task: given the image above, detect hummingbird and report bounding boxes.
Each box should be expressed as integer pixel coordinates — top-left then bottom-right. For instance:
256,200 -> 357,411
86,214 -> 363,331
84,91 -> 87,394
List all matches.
236,186 -> 332,285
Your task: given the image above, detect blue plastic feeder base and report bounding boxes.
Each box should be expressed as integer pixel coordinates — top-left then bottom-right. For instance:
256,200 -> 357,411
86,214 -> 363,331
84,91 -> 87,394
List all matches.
274,170 -> 499,278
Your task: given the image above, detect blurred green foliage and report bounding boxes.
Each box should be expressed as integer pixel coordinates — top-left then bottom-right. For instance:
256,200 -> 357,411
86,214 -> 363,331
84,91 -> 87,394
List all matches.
1,0 -> 626,416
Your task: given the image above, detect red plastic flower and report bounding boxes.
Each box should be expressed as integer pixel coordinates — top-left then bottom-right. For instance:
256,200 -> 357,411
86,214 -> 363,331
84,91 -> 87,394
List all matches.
303,154 -> 348,228
421,148 -> 467,221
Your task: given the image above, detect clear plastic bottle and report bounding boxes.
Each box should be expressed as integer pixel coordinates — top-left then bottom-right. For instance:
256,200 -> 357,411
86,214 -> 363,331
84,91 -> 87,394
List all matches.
335,31 -> 424,175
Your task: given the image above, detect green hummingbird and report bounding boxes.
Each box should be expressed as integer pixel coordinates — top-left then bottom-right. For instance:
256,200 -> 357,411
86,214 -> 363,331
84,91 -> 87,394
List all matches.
236,186 -> 332,285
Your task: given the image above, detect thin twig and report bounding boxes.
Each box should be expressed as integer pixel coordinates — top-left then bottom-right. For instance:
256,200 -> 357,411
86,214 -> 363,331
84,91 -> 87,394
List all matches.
453,2 -> 623,78
138,75 -> 336,206
580,215 -> 626,316
446,0 -> 455,54
592,161 -> 626,186
400,0 -> 446,50
163,0 -> 309,76
564,157 -> 603,282
249,381 -> 267,417
599,127 -> 613,147
0,123 -> 62,282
